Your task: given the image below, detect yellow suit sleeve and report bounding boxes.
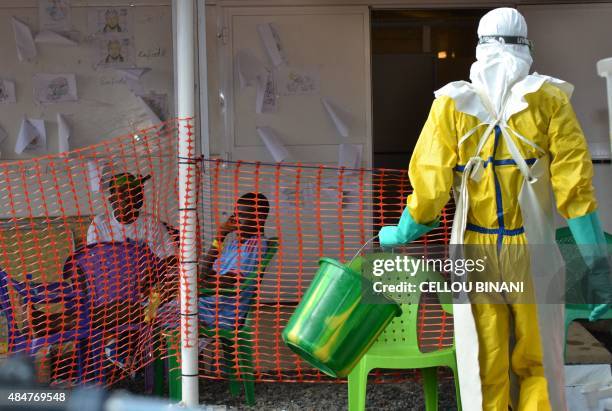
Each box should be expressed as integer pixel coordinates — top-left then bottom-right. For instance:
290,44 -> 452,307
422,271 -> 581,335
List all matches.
406,96 -> 458,224
548,99 -> 598,219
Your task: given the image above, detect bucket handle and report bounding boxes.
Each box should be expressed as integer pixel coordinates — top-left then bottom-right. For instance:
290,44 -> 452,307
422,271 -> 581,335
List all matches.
347,234 -> 379,269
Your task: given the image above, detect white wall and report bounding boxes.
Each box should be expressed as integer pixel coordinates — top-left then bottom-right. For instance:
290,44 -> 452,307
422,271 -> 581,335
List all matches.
201,3 -> 612,231
0,1 -> 176,219
0,2 -> 175,159
520,3 -> 612,231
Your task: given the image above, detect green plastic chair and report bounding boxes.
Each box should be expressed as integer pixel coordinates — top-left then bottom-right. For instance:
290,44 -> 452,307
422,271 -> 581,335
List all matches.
556,227 -> 612,356
162,237 -> 279,405
347,258 -> 461,411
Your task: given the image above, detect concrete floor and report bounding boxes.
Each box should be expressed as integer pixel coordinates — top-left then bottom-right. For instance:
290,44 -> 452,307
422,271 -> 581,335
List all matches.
566,321 -> 612,364
112,320 -> 611,410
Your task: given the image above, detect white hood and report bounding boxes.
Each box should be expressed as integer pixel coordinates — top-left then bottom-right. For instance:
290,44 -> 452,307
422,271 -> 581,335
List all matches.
469,8 -> 533,118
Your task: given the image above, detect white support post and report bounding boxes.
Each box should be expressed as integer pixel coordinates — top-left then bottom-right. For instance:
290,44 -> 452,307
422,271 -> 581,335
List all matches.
175,0 -> 199,406
597,57 -> 612,155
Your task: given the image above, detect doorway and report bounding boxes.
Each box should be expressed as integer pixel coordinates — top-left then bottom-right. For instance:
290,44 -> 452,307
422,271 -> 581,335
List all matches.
371,9 -> 487,169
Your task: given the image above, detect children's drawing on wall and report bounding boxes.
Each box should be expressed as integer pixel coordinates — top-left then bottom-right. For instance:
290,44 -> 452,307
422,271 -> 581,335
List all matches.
88,7 -> 132,35
0,80 -> 17,104
106,39 -> 124,63
138,92 -> 168,121
33,73 -> 77,104
38,0 -> 71,32
275,66 -> 320,96
97,37 -> 134,68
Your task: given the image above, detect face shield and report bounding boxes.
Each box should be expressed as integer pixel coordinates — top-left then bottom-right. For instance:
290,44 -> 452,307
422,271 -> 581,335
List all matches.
469,8 -> 534,117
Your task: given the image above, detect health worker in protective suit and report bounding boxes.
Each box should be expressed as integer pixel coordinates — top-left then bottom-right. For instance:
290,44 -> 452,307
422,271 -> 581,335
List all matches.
378,7 -> 611,411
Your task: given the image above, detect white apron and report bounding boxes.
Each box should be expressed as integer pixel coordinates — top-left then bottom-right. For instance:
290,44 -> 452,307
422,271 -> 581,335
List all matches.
438,74 -> 569,411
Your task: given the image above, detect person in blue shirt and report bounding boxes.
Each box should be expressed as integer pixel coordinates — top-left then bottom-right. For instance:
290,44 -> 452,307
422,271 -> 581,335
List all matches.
199,192 -> 270,330
158,192 -> 270,331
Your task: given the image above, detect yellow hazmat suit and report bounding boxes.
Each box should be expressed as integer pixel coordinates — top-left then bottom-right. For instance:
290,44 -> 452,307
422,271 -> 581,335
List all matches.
409,86 -> 594,410
378,8 -> 605,411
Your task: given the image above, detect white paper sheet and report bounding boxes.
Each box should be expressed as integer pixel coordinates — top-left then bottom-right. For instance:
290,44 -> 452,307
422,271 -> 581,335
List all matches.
88,7 -> 133,35
115,67 -> 151,81
257,126 -> 289,162
257,23 -> 287,67
57,113 -> 70,153
15,118 -> 46,155
138,92 -> 168,122
338,143 -> 362,169
86,159 -> 110,192
236,50 -> 266,89
33,73 -> 78,104
280,181 -> 318,209
38,0 -> 71,31
115,68 -> 150,95
256,70 -> 277,114
12,17 -> 37,62
125,77 -> 145,95
96,36 -> 134,68
275,66 -> 320,96
0,80 -> 17,104
321,97 -> 350,138
34,30 -> 77,46
137,96 -> 162,127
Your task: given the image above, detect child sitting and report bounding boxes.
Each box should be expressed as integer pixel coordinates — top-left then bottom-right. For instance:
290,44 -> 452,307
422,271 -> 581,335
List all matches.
158,192 -> 270,331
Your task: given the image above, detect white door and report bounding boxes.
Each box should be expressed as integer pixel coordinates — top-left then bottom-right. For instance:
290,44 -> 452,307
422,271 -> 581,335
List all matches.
206,6 -> 375,303
219,5 -> 372,167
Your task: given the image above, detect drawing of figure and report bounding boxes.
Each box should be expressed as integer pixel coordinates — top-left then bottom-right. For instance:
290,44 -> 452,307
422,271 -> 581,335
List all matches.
47,77 -> 69,101
287,72 -> 315,94
103,8 -> 122,32
105,40 -> 125,64
45,0 -> 69,22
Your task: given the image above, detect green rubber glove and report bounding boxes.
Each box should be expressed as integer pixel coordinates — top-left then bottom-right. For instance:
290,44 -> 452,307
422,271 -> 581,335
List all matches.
567,211 -> 611,321
378,207 -> 439,247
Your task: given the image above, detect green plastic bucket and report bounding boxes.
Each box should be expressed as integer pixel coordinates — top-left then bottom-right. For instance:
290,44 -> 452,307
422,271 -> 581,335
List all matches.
282,257 -> 401,378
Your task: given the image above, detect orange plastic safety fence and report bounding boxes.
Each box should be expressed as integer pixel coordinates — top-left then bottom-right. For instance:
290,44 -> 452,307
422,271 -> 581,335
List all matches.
165,159 -> 455,384
0,118 -> 455,387
0,119 -> 183,386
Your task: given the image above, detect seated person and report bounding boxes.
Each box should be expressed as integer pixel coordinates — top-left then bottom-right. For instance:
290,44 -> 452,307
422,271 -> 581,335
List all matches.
158,192 -> 270,331
86,172 -> 177,369
87,172 -> 176,266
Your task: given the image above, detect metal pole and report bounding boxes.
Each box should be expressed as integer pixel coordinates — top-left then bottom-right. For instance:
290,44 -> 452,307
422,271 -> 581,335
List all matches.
175,0 -> 198,406
597,57 -> 612,155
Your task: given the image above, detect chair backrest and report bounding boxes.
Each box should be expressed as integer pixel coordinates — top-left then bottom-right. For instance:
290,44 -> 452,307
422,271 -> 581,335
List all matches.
66,241 -> 161,305
372,267 -> 452,350
239,237 -> 279,292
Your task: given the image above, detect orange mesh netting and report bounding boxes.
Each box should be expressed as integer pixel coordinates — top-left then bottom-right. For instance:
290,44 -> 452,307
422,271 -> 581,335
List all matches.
0,118 -> 455,387
169,158 -> 455,384
0,119 -> 182,386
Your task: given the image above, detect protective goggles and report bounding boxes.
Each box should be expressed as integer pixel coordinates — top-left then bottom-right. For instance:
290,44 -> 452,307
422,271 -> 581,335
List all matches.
478,35 -> 534,53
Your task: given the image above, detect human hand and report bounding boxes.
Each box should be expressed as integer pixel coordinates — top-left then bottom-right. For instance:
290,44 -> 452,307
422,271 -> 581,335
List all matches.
218,214 -> 237,237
